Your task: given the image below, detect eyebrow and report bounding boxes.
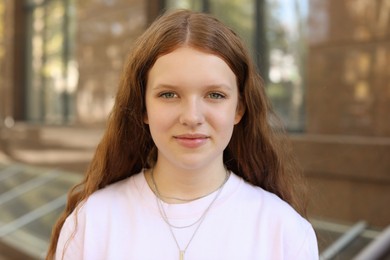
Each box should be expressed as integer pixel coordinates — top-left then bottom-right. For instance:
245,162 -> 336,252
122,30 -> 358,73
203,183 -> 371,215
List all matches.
151,83 -> 234,91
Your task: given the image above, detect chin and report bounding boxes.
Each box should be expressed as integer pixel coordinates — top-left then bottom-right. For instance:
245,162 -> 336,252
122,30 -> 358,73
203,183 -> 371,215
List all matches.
171,155 -> 221,171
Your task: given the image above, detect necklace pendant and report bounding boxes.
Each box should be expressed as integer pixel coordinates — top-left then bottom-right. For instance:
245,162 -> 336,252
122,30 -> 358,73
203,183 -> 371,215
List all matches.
179,250 -> 185,260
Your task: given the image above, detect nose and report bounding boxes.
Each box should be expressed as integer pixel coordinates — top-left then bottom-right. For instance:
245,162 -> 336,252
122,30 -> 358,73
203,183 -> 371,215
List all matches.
179,98 -> 205,127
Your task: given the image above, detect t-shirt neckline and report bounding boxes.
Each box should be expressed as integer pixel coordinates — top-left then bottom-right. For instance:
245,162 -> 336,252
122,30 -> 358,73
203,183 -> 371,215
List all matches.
133,169 -> 242,219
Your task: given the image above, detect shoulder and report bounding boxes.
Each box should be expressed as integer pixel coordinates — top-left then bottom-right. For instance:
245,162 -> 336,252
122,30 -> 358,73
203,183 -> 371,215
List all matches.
235,177 -> 301,216
56,172 -> 145,258
78,172 -> 144,219
258,187 -> 318,258
236,177 -> 301,219
235,177 -> 319,258
243,178 -> 313,226
87,172 -> 141,206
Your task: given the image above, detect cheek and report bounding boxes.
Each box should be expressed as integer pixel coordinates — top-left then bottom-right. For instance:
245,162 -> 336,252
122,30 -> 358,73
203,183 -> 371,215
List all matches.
147,112 -> 172,133
211,111 -> 237,133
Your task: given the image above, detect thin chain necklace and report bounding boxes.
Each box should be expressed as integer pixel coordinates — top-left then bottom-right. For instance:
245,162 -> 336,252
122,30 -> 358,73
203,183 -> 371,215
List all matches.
151,168 -> 230,260
151,169 -> 230,229
156,187 -> 222,203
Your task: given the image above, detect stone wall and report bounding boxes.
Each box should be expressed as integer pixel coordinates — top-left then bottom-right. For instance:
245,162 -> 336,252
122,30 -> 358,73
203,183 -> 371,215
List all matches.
300,0 -> 390,227
307,0 -> 390,136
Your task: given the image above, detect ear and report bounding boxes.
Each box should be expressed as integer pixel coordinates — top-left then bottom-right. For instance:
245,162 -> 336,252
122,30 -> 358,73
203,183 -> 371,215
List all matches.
234,98 -> 245,125
143,112 -> 149,124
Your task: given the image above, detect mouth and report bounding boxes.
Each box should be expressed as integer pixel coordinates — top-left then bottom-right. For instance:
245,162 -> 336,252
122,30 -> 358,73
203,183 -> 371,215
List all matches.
173,134 -> 209,148
174,134 -> 209,139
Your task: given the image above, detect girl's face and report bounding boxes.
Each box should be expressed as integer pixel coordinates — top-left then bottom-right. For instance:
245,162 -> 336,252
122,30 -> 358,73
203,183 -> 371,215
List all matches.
144,47 -> 244,171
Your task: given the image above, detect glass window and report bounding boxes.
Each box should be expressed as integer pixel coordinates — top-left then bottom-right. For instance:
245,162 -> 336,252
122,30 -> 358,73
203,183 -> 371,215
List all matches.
165,0 -> 308,131
166,0 -> 204,11
0,1 -> 5,121
25,0 -> 77,124
266,0 -> 308,131
209,0 -> 255,54
0,2 -> 4,61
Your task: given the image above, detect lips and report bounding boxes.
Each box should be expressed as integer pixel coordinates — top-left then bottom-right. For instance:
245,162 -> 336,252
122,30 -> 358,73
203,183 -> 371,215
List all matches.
173,134 -> 209,148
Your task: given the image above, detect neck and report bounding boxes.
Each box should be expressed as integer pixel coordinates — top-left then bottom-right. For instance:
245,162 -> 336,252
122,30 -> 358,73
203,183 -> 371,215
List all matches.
147,163 -> 227,203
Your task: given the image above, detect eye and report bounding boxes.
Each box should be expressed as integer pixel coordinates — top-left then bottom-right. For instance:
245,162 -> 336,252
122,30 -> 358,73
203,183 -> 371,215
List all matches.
159,92 -> 178,99
207,92 -> 225,99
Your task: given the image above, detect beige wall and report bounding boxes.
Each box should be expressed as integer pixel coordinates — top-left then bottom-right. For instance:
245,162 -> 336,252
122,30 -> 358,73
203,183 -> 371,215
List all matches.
293,135 -> 390,227
300,0 -> 390,227
307,0 -> 390,136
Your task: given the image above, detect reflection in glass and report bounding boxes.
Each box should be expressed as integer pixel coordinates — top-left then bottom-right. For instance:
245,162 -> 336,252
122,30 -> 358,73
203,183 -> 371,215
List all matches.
166,0 -> 204,11
25,0 -> 77,124
266,0 -> 307,131
0,2 -> 4,57
210,0 -> 254,53
0,1 -> 5,116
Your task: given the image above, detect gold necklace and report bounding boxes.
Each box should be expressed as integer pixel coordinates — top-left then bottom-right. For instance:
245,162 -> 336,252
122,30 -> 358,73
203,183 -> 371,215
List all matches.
151,168 -> 230,260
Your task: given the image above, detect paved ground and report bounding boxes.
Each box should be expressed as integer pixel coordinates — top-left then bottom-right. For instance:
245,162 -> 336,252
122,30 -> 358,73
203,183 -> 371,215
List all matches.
0,125 -> 101,259
0,163 -> 82,259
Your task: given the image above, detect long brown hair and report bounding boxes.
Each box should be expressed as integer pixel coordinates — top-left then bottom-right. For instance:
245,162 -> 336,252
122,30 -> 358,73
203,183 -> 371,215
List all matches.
47,9 -> 306,259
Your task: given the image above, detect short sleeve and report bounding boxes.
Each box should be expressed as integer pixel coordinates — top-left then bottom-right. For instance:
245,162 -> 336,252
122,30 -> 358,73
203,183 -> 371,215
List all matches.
293,223 -> 319,259
55,205 -> 86,260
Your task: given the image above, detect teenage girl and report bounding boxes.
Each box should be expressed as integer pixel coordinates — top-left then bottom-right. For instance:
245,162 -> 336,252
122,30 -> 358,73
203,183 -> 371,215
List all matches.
47,9 -> 318,260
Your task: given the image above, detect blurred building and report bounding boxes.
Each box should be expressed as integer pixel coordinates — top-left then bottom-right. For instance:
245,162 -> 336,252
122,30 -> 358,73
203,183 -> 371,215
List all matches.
0,0 -> 389,231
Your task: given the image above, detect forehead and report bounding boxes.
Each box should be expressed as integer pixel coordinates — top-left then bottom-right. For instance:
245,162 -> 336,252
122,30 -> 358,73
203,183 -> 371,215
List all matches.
147,47 -> 237,89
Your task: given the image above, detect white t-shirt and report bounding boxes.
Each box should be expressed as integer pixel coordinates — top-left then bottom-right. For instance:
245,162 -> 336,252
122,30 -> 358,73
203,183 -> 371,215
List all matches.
56,170 -> 318,260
